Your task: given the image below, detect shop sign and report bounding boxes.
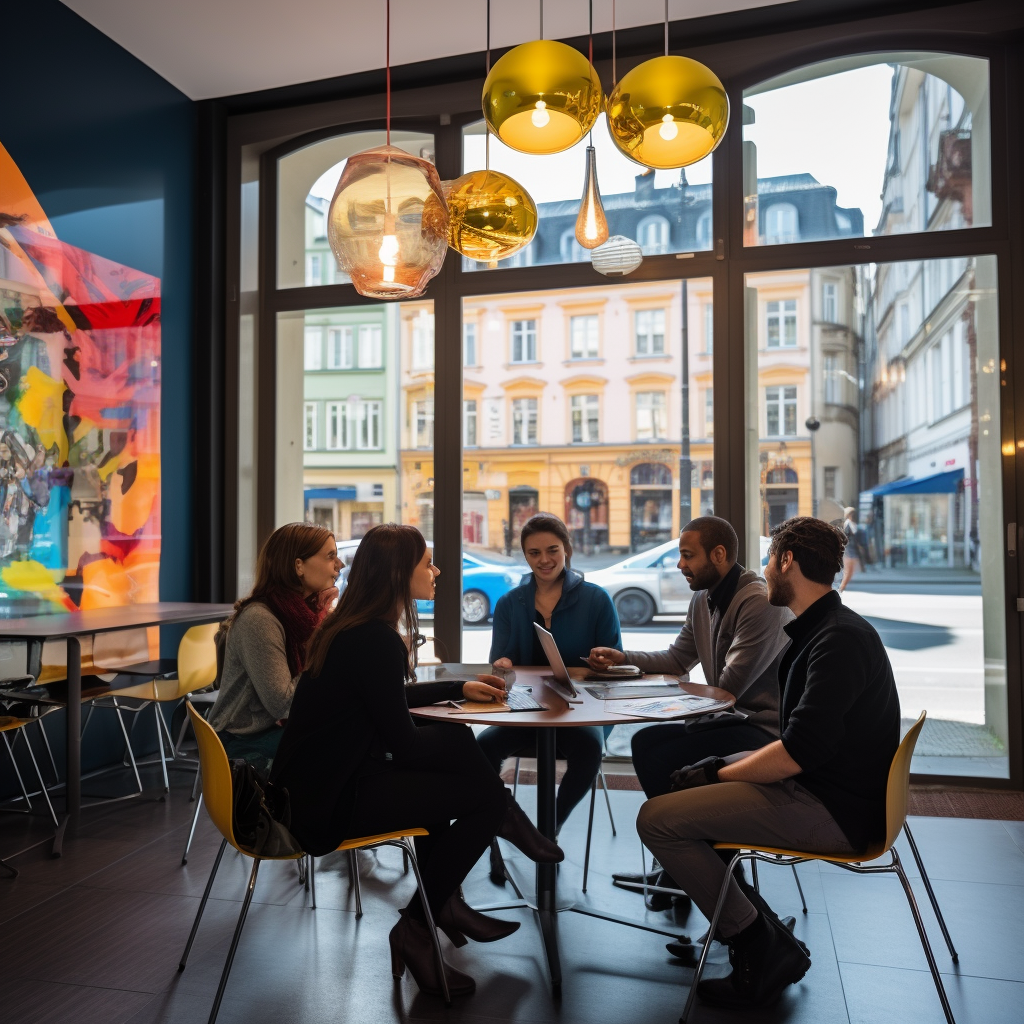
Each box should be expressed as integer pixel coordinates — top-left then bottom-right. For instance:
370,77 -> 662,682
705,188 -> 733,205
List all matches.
485,489 -> 501,500
615,448 -> 675,467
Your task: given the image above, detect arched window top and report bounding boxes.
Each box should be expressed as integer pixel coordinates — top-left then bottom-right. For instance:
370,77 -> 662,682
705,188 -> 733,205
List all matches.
560,229 -> 588,264
695,211 -> 712,251
764,203 -> 799,245
765,467 -> 798,484
631,463 -> 673,486
637,215 -> 670,255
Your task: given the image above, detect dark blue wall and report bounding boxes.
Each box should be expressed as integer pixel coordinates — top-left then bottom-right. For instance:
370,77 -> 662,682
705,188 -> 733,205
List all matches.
2,0 -> 196,610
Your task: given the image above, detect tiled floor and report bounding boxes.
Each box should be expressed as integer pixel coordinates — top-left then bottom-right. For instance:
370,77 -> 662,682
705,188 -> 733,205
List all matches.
1,765 -> 1021,1024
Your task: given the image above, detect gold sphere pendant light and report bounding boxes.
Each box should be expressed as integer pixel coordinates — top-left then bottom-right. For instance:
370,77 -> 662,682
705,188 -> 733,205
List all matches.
327,1 -> 449,298
448,2 -> 538,263
606,2 -> 728,169
482,2 -> 603,155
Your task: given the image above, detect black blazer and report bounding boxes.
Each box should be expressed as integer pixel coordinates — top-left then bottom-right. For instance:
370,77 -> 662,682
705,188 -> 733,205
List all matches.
271,619 -> 462,855
778,591 -> 900,852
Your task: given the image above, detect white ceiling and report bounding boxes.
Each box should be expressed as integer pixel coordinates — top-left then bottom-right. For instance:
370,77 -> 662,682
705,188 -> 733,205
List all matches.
60,0 -> 790,101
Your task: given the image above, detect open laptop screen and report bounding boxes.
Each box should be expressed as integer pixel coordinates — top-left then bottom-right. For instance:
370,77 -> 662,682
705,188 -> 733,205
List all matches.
532,623 -> 580,699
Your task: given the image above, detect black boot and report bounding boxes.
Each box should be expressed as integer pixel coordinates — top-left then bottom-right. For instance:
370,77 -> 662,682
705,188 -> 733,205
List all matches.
496,791 -> 564,863
388,911 -> 476,998
488,839 -> 507,885
437,893 -> 521,946
696,914 -> 811,1008
666,917 -> 798,966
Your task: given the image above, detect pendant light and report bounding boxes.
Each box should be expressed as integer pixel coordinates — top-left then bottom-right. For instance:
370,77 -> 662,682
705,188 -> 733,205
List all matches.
446,2 -> 538,263
482,1 -> 603,155
573,2 -> 609,250
591,234 -> 644,276
606,0 -> 728,169
327,1 -> 449,298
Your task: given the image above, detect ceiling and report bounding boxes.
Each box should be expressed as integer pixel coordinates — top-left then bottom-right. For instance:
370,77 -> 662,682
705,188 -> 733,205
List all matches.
60,0 -> 790,101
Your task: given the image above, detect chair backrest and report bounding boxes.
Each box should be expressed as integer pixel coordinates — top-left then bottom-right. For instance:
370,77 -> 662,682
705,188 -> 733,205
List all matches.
177,622 -> 221,692
186,702 -> 241,852
882,711 -> 926,852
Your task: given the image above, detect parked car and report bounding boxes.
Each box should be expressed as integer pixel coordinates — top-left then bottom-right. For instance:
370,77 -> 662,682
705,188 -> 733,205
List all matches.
586,536 -> 773,626
336,542 -> 521,624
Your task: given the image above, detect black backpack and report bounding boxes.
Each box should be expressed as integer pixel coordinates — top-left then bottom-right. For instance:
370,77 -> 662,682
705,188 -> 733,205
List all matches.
229,759 -> 302,857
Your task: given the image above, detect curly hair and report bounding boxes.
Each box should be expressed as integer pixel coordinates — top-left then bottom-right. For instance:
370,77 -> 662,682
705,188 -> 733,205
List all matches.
768,516 -> 847,586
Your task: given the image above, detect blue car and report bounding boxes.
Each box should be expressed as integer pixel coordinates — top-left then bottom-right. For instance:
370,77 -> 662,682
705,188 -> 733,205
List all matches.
417,553 -> 523,624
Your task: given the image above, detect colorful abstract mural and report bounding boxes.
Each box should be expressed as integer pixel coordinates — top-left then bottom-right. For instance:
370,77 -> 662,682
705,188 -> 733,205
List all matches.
0,142 -> 161,618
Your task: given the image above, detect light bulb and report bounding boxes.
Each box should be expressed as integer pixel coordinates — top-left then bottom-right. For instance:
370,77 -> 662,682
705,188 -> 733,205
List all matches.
531,101 -> 550,128
659,114 -> 678,141
379,233 -> 399,265
382,265 -> 396,282
574,145 -> 609,249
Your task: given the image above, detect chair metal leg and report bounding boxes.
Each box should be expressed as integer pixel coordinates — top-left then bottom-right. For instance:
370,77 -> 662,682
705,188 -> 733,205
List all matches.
22,728 -> 58,828
309,855 -> 317,909
113,703 -> 143,794
81,704 -> 95,740
598,768 -> 617,835
207,857 -> 262,1024
348,849 -> 363,917
298,856 -> 307,888
180,838 -> 228,970
680,850 -> 744,1023
36,719 -> 59,783
791,864 -> 808,913
175,710 -> 192,757
398,837 -> 451,1006
582,775 -> 598,893
512,756 -> 521,798
190,765 -> 202,801
154,705 -> 170,791
402,846 -> 409,874
182,792 -> 205,864
751,857 -> 759,892
892,849 -> 957,1024
903,823 -> 958,962
2,733 -> 32,811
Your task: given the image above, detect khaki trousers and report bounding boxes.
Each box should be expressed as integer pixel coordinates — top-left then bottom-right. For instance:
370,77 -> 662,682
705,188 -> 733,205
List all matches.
636,779 -> 855,937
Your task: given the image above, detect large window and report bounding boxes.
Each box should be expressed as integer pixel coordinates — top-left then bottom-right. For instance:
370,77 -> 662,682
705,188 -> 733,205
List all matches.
636,392 -> 668,440
511,398 -> 538,445
510,320 -> 537,363
765,385 -> 798,436
635,309 -> 666,355
571,395 -> 600,443
766,300 -> 798,348
570,315 -> 599,359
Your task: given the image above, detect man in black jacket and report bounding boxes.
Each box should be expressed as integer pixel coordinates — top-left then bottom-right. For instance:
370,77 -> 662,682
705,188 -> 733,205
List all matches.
636,516 -> 900,1009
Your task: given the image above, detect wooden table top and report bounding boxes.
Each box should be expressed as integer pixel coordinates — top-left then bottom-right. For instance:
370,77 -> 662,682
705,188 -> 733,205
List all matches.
410,667 -> 734,728
0,602 -> 236,639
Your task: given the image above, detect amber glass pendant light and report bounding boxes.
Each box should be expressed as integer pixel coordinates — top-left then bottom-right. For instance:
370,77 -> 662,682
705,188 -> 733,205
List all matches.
482,1 -> 603,155
573,3 -> 609,250
606,1 -> 728,169
446,2 -> 538,263
327,0 -> 449,298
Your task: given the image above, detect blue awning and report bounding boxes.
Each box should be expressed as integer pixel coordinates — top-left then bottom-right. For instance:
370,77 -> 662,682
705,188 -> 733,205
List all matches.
304,486 -> 357,502
870,468 -> 964,496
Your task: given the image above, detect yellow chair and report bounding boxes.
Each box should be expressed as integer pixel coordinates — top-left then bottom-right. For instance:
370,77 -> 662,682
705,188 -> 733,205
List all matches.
88,623 -> 220,792
681,712 -> 957,1024
178,704 -> 451,1023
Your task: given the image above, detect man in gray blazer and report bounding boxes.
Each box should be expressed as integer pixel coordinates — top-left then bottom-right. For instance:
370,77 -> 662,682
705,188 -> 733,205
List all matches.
589,516 -> 791,907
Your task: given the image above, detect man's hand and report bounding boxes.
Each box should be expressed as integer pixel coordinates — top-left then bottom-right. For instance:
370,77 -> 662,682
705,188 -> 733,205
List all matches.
492,657 -> 514,670
463,679 -> 508,703
588,646 -> 626,669
669,756 -> 726,791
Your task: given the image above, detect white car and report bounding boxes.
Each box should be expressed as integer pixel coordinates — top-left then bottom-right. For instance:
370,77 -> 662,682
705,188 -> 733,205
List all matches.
586,536 -> 773,626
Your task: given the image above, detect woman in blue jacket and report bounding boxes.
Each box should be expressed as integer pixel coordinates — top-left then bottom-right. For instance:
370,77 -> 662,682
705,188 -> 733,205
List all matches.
481,512 -> 622,846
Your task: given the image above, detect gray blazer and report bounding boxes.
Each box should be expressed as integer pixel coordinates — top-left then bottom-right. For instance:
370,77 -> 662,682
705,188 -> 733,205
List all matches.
623,567 -> 791,736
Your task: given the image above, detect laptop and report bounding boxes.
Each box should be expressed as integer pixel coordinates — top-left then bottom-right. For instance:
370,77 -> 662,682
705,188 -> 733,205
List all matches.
532,623 -> 584,703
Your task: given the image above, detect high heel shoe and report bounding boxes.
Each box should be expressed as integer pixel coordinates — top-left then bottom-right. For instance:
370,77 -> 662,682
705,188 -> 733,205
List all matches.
438,893 -> 521,947
388,912 -> 476,998
496,790 -> 564,864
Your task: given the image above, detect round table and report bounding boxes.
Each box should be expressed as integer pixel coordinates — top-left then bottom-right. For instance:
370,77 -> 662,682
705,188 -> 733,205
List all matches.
411,667 -> 734,992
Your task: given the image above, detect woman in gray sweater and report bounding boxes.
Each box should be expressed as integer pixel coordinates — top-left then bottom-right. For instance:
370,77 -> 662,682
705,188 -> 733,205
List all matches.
208,521 -> 341,773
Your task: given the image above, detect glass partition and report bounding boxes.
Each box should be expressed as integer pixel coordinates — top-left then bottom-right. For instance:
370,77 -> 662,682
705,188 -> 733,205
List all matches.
462,115 -> 712,270
744,255 -> 1007,778
743,53 -> 991,245
459,277 -> 714,671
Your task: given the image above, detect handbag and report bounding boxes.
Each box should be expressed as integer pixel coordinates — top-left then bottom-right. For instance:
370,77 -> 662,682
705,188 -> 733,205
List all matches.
229,759 -> 302,857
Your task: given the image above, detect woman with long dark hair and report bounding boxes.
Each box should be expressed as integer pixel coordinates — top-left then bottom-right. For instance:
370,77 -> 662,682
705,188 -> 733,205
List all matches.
480,513 -> 622,850
208,521 -> 340,773
271,523 -> 563,999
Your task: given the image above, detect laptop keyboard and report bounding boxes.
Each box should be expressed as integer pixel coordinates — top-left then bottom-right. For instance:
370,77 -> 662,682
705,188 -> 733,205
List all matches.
504,687 -> 547,712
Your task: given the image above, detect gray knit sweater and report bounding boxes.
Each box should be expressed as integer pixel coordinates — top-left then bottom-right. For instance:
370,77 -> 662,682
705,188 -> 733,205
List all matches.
207,603 -> 300,736
624,568 -> 792,736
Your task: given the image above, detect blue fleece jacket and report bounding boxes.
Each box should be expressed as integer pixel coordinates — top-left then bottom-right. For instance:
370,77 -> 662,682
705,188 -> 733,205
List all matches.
488,569 -> 622,666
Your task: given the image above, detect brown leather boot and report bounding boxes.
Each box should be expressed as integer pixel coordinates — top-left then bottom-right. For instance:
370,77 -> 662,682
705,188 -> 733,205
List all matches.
388,912 -> 475,998
437,893 -> 521,946
496,791 -> 564,863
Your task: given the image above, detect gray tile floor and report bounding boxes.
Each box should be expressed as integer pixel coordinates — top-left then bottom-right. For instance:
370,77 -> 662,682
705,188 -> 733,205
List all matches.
1,766 -> 1021,1024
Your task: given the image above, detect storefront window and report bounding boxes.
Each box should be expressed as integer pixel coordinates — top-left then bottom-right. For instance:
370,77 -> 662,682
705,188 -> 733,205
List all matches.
744,53 -> 991,246
461,277 -> 712,658
745,255 -> 1007,778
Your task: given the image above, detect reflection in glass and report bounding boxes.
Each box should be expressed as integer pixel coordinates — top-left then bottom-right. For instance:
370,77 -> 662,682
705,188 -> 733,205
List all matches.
745,255 -> 1006,778
743,53 -> 990,246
